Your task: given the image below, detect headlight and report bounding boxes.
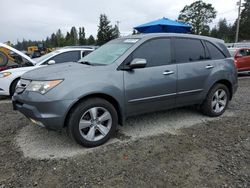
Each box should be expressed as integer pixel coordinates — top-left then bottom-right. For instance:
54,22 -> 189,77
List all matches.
26,80 -> 63,94
0,72 -> 12,78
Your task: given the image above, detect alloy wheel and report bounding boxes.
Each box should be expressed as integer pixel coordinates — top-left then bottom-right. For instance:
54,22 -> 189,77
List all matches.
78,107 -> 112,142
211,89 -> 228,113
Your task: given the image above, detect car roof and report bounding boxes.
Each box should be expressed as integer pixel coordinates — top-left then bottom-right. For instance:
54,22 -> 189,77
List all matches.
121,33 -> 230,57
55,47 -> 94,53
123,33 -> 224,43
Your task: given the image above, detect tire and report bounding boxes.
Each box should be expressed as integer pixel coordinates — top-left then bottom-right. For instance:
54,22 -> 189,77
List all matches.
0,51 -> 8,66
201,84 -> 230,117
67,98 -> 118,147
10,78 -> 20,96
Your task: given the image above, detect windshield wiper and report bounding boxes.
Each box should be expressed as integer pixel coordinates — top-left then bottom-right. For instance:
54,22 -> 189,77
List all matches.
78,61 -> 93,66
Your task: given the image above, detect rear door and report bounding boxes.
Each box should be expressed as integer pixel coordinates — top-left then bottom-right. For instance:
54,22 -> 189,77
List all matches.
174,38 -> 217,106
124,38 -> 177,116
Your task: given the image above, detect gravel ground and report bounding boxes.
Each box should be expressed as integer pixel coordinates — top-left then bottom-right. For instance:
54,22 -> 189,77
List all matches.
0,77 -> 250,187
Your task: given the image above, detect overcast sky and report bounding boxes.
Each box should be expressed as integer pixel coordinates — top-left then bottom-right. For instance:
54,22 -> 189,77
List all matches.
0,0 -> 238,43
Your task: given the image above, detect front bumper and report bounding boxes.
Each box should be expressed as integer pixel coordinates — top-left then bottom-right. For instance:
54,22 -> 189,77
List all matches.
0,89 -> 9,96
12,92 -> 75,130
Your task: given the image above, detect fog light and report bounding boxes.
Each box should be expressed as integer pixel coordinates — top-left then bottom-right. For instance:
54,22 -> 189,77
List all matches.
30,118 -> 45,127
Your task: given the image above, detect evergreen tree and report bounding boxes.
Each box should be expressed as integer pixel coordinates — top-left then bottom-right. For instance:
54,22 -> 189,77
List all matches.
239,0 -> 250,40
50,33 -> 58,47
97,14 -> 117,45
56,29 -> 64,47
79,27 -> 86,45
87,35 -> 96,45
70,26 -> 78,45
210,18 -> 234,42
113,25 -> 120,38
65,32 -> 71,46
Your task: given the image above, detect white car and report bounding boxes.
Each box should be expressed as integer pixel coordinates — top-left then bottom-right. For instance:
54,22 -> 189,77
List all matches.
0,43 -> 94,96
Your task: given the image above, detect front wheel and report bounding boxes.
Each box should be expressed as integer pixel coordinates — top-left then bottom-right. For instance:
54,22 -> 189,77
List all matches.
67,98 -> 118,147
201,84 -> 229,117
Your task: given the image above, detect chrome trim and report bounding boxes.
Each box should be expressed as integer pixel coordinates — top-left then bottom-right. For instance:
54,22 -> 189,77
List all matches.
128,89 -> 203,103
129,93 -> 176,103
177,89 -> 203,95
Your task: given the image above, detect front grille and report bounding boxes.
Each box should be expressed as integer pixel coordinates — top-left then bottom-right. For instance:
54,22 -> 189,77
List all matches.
15,79 -> 31,94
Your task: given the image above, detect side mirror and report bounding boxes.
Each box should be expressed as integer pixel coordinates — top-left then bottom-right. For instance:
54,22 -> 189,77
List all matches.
129,58 -> 147,69
47,60 -> 56,65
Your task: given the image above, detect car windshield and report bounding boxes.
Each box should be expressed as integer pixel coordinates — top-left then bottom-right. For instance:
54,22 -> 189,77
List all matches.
35,50 -> 61,65
78,38 -> 139,65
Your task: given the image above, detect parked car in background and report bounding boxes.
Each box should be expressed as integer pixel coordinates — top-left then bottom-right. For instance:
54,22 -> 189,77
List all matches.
13,33 -> 238,147
228,48 -> 250,72
0,45 -> 94,96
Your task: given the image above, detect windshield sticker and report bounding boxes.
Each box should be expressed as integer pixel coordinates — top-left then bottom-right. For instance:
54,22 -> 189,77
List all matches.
123,39 -> 139,43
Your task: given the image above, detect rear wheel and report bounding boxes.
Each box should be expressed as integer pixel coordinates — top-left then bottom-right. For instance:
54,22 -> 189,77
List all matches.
0,51 -> 8,67
67,98 -> 118,147
201,84 -> 229,117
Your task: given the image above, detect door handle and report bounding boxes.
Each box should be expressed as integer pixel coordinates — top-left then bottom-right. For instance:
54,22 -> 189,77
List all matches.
205,65 -> 214,69
163,70 -> 175,75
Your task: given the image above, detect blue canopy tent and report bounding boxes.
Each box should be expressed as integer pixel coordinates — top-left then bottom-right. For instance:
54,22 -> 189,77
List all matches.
134,17 -> 191,34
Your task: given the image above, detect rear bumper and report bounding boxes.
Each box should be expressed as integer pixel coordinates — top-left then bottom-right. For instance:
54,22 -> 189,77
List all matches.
12,93 -> 75,130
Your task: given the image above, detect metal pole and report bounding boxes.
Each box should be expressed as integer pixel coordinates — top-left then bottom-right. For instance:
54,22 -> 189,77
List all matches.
235,0 -> 242,43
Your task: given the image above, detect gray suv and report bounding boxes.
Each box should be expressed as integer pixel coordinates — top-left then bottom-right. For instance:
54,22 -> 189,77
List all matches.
13,33 -> 238,147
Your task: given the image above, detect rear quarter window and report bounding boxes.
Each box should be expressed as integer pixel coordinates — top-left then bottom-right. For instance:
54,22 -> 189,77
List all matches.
205,41 -> 225,60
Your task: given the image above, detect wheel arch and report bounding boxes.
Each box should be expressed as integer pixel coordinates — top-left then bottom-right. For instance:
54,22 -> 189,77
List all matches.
9,77 -> 20,95
64,93 -> 123,128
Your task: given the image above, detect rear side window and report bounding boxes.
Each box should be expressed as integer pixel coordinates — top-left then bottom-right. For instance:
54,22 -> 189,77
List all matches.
174,38 -> 205,63
132,38 -> 171,67
205,42 -> 225,60
51,51 -> 80,63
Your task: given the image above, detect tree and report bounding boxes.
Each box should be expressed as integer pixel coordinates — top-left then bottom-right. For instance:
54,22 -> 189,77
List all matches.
79,27 -> 86,45
178,0 -> 217,35
56,29 -> 64,47
113,25 -> 120,38
70,26 -> 78,45
97,14 -> 118,45
86,35 -> 96,45
210,19 -> 234,42
239,0 -> 250,40
50,33 -> 58,47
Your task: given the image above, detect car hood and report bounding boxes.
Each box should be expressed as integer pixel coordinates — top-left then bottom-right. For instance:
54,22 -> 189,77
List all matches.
0,43 -> 36,65
22,62 -> 103,80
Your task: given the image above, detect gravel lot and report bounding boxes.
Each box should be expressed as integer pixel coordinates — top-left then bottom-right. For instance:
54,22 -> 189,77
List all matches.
0,76 -> 250,187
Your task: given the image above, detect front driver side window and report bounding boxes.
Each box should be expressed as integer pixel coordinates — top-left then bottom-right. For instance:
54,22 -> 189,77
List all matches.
132,38 -> 171,67
49,51 -> 80,64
